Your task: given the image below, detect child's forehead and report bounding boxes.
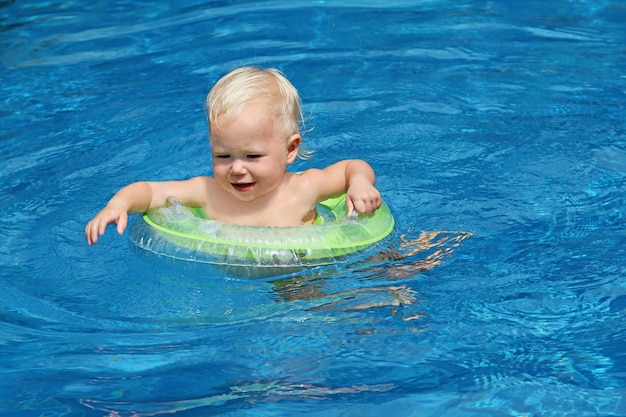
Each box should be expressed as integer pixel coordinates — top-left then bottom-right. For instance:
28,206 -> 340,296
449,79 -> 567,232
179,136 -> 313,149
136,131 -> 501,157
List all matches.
219,97 -> 277,124
212,101 -> 281,139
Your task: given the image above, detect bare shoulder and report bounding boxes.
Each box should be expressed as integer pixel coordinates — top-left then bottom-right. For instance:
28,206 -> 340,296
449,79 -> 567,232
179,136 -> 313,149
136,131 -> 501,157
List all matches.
171,175 -> 218,207
175,175 -> 213,195
301,160 -> 354,180
294,167 -> 324,181
291,168 -> 326,190
293,165 -> 349,201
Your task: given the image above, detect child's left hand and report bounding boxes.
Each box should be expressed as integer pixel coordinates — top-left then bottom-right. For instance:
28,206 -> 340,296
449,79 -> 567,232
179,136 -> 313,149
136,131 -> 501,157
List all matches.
346,180 -> 381,217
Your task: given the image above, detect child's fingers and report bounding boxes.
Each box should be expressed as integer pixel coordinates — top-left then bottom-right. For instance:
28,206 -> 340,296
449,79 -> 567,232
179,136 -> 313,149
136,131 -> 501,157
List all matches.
346,196 -> 356,218
85,222 -> 95,245
346,185 -> 381,216
116,214 -> 128,235
85,210 -> 126,245
99,219 -> 109,237
86,219 -> 104,245
350,195 -> 381,216
350,198 -> 373,217
353,199 -> 367,215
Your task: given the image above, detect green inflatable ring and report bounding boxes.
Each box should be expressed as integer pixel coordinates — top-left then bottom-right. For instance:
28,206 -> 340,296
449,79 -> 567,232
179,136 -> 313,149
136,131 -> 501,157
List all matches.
128,193 -> 394,268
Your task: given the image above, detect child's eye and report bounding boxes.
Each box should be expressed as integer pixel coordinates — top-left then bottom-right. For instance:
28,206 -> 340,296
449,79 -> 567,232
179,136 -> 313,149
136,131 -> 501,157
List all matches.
216,155 -> 230,159
247,154 -> 262,159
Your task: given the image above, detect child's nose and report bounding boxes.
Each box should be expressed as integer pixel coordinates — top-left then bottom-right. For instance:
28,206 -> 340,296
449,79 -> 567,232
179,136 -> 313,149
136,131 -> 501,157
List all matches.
230,158 -> 246,175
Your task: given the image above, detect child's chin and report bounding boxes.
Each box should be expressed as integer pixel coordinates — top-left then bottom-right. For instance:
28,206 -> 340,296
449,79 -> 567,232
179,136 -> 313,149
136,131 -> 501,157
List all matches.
230,187 -> 258,201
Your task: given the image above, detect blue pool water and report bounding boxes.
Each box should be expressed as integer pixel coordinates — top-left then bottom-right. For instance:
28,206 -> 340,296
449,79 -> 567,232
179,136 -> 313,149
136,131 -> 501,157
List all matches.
2,0 -> 626,415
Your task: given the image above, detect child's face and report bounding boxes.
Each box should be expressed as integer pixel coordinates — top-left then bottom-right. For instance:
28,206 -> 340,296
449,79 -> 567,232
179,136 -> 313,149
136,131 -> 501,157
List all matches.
210,100 -> 299,203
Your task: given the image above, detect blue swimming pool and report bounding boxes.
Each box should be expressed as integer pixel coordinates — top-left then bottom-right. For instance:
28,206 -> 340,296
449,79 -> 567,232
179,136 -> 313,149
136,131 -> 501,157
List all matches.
2,0 -> 626,415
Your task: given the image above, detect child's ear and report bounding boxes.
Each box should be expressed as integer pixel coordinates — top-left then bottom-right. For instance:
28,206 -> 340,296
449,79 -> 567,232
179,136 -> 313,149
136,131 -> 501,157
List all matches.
286,134 -> 301,163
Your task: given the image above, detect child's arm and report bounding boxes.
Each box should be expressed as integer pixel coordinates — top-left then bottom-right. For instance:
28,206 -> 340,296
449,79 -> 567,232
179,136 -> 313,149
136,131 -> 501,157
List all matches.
85,177 -> 209,245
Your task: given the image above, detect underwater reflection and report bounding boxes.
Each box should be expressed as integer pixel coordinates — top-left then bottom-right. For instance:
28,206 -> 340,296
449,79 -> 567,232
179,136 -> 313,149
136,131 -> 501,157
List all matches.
270,230 -> 472,308
81,381 -> 395,415
366,230 -> 474,279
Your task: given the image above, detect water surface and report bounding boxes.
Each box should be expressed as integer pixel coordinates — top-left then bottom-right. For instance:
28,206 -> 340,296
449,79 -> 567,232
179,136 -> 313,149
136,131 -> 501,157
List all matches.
1,1 -> 626,416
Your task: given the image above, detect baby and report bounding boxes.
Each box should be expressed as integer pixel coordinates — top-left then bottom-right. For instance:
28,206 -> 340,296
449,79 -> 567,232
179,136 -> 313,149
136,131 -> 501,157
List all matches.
85,66 -> 381,245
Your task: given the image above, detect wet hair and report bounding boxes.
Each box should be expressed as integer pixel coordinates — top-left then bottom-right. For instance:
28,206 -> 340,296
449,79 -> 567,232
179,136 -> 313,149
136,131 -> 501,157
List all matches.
206,66 -> 313,159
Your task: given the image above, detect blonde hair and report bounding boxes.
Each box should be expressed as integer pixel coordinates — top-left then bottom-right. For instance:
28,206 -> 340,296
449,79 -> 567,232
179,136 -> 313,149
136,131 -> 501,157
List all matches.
206,66 -> 313,159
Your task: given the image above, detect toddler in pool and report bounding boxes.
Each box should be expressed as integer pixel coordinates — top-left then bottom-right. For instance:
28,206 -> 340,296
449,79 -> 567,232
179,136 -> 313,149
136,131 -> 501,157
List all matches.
85,66 -> 381,245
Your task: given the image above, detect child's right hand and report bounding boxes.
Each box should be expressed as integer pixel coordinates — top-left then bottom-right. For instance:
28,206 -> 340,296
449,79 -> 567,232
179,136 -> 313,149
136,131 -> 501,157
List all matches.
85,202 -> 129,245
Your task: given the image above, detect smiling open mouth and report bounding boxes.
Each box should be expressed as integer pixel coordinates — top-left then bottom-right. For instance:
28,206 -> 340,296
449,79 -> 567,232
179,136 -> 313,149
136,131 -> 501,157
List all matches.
232,182 -> 254,192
